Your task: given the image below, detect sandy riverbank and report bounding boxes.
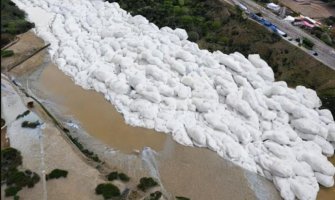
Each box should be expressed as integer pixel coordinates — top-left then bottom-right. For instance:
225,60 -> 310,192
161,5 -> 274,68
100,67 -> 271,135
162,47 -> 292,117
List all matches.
1,75 -> 105,200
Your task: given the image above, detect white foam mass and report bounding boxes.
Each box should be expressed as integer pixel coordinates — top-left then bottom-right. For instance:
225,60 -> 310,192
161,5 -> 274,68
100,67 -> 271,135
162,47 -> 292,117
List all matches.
13,0 -> 335,199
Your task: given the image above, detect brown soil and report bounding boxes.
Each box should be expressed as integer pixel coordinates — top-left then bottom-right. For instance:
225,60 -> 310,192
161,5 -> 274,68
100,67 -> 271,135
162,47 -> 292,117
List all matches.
1,31 -> 45,75
279,0 -> 335,19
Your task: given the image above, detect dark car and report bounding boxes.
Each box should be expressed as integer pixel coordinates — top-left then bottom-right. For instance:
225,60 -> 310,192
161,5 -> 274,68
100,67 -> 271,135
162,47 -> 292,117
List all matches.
313,51 -> 318,56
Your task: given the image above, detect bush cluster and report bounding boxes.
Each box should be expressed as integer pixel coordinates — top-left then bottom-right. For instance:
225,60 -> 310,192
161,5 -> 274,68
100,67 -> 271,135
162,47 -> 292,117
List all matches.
1,148 -> 40,197
67,135 -> 101,162
16,110 -> 30,120
145,191 -> 162,200
95,183 -> 121,199
106,171 -> 130,182
46,169 -> 68,180
137,177 -> 159,192
21,120 -> 40,128
176,197 -> 190,200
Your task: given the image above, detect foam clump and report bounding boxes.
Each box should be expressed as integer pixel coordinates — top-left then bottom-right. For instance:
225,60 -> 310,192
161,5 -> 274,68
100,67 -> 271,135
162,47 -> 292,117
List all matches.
13,0 -> 335,199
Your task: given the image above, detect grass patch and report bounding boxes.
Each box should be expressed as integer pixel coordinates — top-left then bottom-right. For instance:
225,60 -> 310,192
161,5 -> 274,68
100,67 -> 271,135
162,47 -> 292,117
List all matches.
95,183 -> 120,199
106,171 -> 130,182
1,49 -> 14,57
46,169 -> 68,180
16,110 -> 30,119
137,177 -> 159,192
21,120 -> 40,128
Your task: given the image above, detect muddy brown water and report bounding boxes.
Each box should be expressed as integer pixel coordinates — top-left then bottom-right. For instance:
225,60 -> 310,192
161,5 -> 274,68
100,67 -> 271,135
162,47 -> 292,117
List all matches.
38,64 -> 167,154
31,62 -> 320,200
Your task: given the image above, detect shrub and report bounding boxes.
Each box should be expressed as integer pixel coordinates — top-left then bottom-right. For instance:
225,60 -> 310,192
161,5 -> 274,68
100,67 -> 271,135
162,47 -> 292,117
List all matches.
6,170 -> 40,188
137,177 -> 158,192
107,171 -> 118,181
5,186 -> 21,197
302,37 -> 314,49
187,31 -> 199,42
27,101 -> 34,108
106,171 -> 130,182
1,147 -> 22,173
46,169 -> 68,180
320,33 -> 332,45
95,183 -> 120,199
16,110 -> 30,119
68,135 -> 101,162
1,50 -> 14,57
118,173 -> 130,182
21,121 -> 40,128
176,197 -> 190,200
146,191 -> 162,200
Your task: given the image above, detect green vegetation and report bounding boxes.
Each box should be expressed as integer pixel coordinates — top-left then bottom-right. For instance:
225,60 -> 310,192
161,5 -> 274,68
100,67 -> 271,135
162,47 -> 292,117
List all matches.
176,197 -> 190,200
67,134 -> 101,162
46,169 -> 68,180
95,183 -> 121,199
5,186 -> 21,197
110,0 -> 335,116
324,16 -> 335,26
1,148 -> 40,197
309,18 -> 334,48
301,37 -> 314,49
21,120 -> 40,128
16,110 -> 30,119
1,0 -> 34,47
145,191 -> 162,200
107,171 -> 130,182
1,49 -> 14,57
137,177 -> 159,192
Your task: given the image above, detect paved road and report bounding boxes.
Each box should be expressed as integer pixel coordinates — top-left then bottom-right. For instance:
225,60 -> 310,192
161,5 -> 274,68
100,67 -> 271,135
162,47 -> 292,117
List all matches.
232,0 -> 335,70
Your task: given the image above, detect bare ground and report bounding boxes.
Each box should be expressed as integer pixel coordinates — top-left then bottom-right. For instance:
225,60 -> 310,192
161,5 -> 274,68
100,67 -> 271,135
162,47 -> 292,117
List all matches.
279,0 -> 335,19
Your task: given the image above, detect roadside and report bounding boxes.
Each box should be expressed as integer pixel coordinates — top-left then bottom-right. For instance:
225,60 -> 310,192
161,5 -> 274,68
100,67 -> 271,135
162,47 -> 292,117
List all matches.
232,0 -> 335,70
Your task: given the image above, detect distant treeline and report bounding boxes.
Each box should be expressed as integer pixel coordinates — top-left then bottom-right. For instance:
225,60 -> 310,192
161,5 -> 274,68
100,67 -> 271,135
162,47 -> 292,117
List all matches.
1,0 -> 34,47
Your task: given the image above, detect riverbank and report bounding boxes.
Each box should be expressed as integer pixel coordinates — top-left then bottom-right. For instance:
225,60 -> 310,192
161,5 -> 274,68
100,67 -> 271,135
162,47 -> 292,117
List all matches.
1,74 -> 105,200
